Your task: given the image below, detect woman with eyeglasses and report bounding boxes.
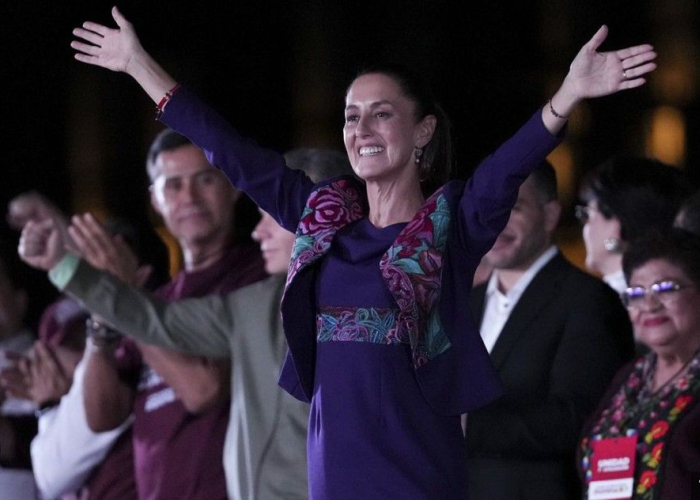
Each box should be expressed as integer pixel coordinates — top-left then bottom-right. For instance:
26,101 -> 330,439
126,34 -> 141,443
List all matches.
575,156 -> 691,294
579,229 -> 700,500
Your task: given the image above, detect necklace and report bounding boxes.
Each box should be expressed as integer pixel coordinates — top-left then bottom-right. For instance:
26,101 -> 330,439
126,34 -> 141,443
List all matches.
640,347 -> 700,399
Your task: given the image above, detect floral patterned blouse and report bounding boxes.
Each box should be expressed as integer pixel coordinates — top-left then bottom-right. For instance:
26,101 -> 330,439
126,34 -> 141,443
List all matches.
580,350 -> 700,499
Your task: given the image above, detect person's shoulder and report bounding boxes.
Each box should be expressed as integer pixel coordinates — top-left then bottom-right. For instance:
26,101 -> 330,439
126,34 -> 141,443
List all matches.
227,275 -> 285,305
547,254 -> 624,305
311,174 -> 361,190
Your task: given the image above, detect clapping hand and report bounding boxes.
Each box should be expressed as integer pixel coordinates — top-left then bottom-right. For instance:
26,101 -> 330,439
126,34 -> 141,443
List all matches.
69,213 -> 153,287
24,342 -> 77,406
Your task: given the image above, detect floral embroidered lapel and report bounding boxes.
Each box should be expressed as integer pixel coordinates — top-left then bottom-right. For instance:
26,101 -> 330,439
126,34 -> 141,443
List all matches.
285,176 -> 452,368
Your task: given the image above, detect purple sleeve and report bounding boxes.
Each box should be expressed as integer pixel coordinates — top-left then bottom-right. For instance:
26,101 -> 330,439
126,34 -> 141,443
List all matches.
456,110 -> 563,256
161,86 -> 314,232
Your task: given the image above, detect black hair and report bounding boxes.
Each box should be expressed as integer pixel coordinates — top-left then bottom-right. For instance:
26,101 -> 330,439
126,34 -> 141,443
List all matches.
529,160 -> 558,202
623,228 -> 700,288
579,155 -> 692,243
283,148 -> 353,183
146,128 -> 193,182
675,189 -> 700,237
348,63 -> 454,196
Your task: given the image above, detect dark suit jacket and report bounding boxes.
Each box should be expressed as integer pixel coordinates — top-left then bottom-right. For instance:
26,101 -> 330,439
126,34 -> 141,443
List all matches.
465,253 -> 634,500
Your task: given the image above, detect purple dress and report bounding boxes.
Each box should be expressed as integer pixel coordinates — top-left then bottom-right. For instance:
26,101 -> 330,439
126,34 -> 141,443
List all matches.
311,218 -> 467,497
161,87 -> 562,499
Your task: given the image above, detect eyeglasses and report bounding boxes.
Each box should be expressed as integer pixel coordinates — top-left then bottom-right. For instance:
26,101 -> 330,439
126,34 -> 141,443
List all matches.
574,204 -> 590,223
620,280 -> 692,310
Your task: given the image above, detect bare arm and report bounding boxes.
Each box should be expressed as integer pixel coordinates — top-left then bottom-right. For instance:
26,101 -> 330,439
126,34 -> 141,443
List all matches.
138,344 -> 230,413
69,215 -> 230,413
82,343 -> 134,432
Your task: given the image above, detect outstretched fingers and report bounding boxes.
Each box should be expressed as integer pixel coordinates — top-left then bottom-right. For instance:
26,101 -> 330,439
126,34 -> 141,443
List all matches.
616,44 -> 655,60
621,51 -> 657,69
73,26 -> 105,45
69,214 -> 108,262
82,21 -> 110,36
622,61 -> 657,80
71,40 -> 101,57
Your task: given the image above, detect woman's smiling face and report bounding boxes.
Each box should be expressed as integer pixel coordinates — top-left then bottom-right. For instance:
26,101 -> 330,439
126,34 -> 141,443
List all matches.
627,258 -> 700,355
343,73 -> 430,186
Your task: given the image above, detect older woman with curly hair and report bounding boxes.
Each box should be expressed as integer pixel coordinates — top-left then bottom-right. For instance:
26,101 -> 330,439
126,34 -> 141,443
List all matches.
579,229 -> 700,500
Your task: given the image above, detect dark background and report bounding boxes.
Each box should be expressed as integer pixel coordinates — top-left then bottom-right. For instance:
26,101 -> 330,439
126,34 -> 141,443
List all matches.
2,0 -> 699,325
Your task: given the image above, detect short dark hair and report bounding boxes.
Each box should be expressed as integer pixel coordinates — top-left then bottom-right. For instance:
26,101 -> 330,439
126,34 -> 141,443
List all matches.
349,64 -> 453,196
623,228 -> 700,288
146,128 -> 193,181
675,189 -> 700,237
529,160 -> 558,202
579,155 -> 692,243
283,148 -> 353,183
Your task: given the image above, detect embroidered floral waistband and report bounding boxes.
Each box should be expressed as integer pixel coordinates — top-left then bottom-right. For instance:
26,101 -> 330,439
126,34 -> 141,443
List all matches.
316,306 -> 410,345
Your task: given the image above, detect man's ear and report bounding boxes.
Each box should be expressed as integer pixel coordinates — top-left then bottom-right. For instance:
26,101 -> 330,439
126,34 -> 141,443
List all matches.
543,200 -> 562,233
150,185 -> 164,217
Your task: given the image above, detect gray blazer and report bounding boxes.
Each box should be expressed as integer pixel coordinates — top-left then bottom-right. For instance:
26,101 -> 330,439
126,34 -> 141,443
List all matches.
63,262 -> 309,500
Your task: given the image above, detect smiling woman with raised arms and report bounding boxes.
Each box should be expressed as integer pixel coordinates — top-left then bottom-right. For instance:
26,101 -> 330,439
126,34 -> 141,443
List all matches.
68,8 -> 656,498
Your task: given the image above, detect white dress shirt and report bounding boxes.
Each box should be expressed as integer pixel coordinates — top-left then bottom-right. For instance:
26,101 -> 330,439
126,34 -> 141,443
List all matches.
30,346 -> 133,500
479,246 -> 558,353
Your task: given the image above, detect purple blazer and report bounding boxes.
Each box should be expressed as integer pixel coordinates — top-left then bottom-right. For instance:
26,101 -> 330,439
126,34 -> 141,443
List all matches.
162,86 -> 563,416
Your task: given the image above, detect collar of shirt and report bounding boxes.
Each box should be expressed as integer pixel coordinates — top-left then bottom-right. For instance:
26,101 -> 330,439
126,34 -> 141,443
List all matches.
485,245 -> 559,305
603,269 -> 627,294
479,246 -> 558,353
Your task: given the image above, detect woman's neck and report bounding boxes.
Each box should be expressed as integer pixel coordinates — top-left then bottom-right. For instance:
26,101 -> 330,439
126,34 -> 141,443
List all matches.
598,254 -> 623,279
365,178 -> 425,228
652,341 -> 700,390
181,236 -> 231,273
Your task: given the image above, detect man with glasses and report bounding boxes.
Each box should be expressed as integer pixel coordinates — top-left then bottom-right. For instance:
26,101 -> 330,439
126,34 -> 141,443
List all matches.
465,161 -> 635,500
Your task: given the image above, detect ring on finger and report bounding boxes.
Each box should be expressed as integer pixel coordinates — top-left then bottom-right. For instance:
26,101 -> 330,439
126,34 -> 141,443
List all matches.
622,68 -> 628,79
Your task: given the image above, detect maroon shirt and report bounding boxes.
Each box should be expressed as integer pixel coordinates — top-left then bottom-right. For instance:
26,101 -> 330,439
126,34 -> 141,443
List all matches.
116,242 -> 266,500
82,429 -> 137,500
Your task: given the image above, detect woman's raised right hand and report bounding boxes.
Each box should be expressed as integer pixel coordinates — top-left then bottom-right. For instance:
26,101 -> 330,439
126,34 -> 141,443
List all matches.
71,6 -> 143,74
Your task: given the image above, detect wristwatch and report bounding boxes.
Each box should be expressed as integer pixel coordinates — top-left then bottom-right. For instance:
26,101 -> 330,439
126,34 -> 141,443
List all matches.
85,317 -> 123,349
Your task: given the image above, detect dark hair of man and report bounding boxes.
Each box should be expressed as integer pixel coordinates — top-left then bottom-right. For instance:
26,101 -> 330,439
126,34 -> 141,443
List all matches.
579,155 -> 692,243
622,228 -> 700,288
675,189 -> 700,237
283,148 -> 353,184
529,160 -> 558,203
146,128 -> 193,182
349,63 -> 454,196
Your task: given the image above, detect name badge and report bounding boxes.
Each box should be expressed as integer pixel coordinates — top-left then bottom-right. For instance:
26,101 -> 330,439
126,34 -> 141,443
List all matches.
588,436 -> 637,500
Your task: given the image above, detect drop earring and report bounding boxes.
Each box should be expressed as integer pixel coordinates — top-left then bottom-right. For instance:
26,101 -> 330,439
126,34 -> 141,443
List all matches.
414,146 -> 423,164
603,237 -> 621,253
